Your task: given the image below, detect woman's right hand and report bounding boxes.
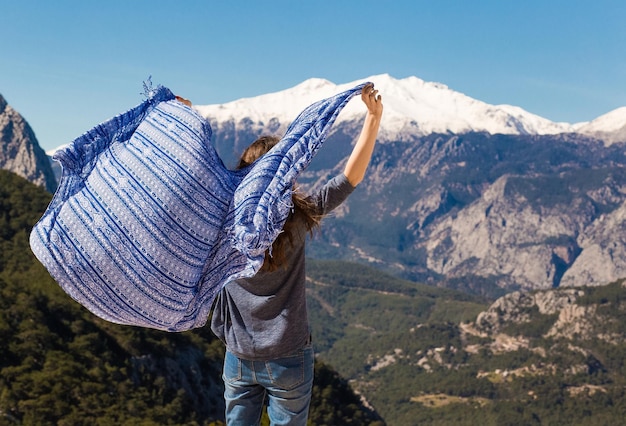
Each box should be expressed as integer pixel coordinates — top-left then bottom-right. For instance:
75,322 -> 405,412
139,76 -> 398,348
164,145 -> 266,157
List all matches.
361,83 -> 383,118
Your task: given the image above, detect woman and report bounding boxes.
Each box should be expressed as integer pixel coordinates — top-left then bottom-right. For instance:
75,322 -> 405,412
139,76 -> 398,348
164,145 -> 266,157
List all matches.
210,83 -> 383,425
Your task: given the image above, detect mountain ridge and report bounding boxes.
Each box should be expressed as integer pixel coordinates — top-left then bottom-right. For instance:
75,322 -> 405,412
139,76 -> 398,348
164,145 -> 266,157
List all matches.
191,74 -> 625,145
42,74 -> 626,159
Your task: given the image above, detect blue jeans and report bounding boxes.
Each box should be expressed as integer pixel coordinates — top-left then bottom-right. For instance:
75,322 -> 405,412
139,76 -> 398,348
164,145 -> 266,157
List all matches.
222,346 -> 314,426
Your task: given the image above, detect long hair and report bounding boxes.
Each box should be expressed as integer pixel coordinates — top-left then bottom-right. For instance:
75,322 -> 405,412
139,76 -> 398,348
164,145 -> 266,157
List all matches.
238,135 -> 321,272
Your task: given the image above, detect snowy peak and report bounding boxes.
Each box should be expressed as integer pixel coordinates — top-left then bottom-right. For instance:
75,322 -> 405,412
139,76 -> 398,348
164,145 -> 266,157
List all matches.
364,74 -> 574,137
575,107 -> 626,145
193,77 -> 355,127
579,107 -> 626,132
193,74 -> 624,142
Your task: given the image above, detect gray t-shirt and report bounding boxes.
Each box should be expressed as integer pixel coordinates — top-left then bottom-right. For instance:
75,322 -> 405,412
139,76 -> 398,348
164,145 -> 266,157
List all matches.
211,174 -> 355,360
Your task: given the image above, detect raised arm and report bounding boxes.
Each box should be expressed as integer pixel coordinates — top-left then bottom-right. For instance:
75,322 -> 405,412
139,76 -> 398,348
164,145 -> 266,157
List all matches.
344,84 -> 383,186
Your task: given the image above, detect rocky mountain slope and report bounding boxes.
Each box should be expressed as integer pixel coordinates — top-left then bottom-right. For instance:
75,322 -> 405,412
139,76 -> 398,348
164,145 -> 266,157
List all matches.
190,75 -> 626,294
300,131 -> 626,294
0,94 -> 56,192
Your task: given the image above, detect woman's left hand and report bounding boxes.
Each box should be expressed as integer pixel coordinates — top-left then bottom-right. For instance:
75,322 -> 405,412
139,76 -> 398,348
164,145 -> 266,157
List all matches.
361,84 -> 383,117
176,96 -> 192,107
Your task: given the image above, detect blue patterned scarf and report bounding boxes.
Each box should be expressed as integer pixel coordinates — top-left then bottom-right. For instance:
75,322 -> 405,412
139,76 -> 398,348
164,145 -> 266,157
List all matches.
30,82 -> 367,331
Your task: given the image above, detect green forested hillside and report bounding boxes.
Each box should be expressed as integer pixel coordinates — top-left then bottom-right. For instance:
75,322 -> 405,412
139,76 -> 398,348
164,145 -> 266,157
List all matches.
307,260 -> 626,425
306,259 -> 487,356
0,170 -> 381,425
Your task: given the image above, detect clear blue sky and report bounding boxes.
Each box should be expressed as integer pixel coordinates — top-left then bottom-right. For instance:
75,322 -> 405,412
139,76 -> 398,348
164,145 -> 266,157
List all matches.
2,0 -> 625,150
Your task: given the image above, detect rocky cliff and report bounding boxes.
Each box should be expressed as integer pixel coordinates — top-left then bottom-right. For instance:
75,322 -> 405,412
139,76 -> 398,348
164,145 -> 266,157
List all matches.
0,94 -> 56,192
296,131 -> 626,294
467,279 -> 626,349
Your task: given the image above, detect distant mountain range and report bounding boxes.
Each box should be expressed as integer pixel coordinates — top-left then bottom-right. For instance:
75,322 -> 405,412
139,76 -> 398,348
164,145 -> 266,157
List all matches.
41,74 -> 626,164
193,74 -> 626,157
3,74 -> 626,295
190,75 -> 626,294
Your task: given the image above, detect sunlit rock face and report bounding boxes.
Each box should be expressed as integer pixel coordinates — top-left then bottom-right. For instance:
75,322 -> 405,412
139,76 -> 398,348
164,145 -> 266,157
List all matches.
0,93 -> 56,192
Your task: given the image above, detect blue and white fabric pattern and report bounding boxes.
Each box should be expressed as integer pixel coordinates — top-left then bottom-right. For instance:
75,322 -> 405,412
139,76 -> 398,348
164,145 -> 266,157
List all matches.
30,82 -> 367,331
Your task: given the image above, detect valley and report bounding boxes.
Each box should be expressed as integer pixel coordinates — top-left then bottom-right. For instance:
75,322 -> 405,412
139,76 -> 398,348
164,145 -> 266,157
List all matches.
306,259 -> 626,425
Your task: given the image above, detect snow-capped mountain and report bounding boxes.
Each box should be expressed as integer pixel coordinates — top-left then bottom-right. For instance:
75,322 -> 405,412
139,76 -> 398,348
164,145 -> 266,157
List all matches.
574,107 -> 626,145
192,74 -> 625,143
43,74 -> 624,158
